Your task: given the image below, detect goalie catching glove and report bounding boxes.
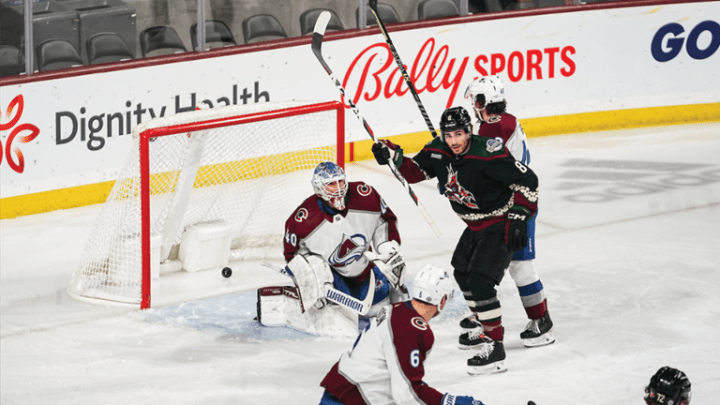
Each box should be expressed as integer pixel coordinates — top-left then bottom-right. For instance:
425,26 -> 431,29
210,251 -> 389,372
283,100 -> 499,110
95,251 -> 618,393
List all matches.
371,140 -> 404,168
364,240 -> 406,288
506,205 -> 531,251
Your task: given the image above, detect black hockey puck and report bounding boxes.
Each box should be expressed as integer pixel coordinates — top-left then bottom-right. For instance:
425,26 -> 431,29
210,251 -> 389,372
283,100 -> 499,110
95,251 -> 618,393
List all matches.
222,267 -> 232,278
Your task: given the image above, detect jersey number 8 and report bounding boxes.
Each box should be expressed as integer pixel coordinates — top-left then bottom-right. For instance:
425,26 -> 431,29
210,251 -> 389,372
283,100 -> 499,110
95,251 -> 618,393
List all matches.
514,161 -> 528,173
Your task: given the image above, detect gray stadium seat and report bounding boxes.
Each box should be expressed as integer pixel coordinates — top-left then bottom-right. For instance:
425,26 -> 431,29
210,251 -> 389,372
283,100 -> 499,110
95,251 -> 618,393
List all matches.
36,38 -> 83,71
139,25 -> 187,58
191,19 -> 237,50
417,0 -> 461,20
357,2 -> 401,27
86,32 -> 134,64
241,14 -> 288,44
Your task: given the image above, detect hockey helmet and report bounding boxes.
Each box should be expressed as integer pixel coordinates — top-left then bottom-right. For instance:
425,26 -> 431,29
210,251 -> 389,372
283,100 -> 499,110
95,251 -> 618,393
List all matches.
439,106 -> 473,140
412,264 -> 455,313
464,75 -> 506,118
644,366 -> 692,405
311,162 -> 348,211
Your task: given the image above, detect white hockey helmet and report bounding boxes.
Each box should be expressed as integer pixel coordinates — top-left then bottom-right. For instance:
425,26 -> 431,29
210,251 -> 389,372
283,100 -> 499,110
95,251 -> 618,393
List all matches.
311,161 -> 348,211
464,75 -> 506,118
412,264 -> 454,313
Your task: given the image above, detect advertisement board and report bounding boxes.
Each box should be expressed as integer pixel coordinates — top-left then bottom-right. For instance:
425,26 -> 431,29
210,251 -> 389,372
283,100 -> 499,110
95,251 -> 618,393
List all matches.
1,1 -> 718,217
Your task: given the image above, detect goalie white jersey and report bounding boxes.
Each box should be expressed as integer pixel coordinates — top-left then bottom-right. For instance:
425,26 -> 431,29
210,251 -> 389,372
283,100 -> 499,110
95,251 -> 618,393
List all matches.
283,181 -> 401,280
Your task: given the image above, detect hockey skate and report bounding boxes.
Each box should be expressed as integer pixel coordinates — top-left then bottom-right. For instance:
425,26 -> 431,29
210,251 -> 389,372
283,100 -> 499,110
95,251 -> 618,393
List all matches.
458,327 -> 491,350
459,314 -> 483,332
467,339 -> 507,375
520,311 -> 555,348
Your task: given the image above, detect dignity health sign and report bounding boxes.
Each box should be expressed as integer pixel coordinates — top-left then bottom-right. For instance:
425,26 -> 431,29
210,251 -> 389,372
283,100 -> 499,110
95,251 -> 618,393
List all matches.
1,0 -> 718,205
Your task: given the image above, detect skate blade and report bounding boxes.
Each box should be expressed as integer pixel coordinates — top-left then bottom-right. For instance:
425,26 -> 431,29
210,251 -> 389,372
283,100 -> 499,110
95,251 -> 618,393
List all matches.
467,360 -> 507,375
522,331 -> 555,348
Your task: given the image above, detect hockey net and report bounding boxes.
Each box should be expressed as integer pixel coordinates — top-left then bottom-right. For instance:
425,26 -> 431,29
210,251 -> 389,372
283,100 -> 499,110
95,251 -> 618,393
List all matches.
68,101 -> 344,308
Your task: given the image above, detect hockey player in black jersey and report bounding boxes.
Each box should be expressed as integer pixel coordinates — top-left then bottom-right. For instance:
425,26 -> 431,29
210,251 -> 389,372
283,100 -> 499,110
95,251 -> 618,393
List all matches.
372,106 -> 539,375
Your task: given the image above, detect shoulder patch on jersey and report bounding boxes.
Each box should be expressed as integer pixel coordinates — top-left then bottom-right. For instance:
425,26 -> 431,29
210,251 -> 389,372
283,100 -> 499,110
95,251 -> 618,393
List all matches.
431,153 -> 442,159
356,183 -> 372,196
411,316 -> 428,331
294,208 -> 309,222
486,138 -> 504,153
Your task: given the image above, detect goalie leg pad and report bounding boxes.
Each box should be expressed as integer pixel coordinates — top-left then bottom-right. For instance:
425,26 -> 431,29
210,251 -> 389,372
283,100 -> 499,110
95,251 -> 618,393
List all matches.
306,303 -> 358,338
287,254 -> 334,311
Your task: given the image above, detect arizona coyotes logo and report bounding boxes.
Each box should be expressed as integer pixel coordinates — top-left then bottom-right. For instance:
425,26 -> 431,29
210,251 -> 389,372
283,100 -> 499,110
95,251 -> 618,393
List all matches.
329,233 -> 367,268
443,165 -> 478,209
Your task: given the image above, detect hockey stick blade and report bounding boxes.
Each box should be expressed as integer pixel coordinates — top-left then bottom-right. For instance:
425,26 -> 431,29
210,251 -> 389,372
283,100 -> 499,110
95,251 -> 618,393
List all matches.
312,11 -> 441,237
369,0 -> 438,139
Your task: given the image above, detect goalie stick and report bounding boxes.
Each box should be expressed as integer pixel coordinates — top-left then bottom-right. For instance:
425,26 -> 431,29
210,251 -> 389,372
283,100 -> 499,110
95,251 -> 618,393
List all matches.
261,260 -> 374,315
369,0 -> 438,139
311,11 -> 442,237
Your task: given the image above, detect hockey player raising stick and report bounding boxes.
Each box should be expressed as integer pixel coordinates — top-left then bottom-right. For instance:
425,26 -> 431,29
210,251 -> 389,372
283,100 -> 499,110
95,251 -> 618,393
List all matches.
461,75 -> 555,348
258,162 -> 409,337
319,264 -> 486,405
372,106 -> 539,375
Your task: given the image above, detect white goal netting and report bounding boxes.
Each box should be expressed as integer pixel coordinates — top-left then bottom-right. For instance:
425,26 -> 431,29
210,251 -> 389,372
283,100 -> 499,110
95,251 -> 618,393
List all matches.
68,101 -> 344,308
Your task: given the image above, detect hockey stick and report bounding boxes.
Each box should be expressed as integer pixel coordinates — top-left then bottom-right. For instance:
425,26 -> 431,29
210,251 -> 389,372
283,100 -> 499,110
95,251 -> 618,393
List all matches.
261,260 -> 374,315
311,11 -> 442,237
369,0 -> 438,139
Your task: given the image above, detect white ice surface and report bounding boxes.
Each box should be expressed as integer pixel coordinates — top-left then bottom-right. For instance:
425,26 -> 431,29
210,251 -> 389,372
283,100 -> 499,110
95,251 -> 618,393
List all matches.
2,124 -> 720,405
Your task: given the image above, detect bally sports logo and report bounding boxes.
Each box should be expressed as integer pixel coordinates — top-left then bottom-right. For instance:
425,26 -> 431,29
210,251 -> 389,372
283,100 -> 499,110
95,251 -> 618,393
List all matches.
0,95 -> 40,174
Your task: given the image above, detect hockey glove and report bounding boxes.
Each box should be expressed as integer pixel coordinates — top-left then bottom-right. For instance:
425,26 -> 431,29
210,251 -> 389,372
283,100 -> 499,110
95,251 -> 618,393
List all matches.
364,240 -> 406,288
506,206 -> 531,251
371,140 -> 404,168
442,394 -> 485,405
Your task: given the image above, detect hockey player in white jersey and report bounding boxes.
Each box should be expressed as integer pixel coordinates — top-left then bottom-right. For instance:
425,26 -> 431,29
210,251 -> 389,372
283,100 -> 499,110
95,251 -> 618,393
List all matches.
319,265 -> 486,405
257,162 -> 408,336
461,75 -> 554,350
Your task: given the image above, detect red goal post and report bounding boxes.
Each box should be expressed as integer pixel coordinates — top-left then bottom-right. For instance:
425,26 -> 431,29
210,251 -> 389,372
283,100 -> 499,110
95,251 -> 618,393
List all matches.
68,101 -> 345,309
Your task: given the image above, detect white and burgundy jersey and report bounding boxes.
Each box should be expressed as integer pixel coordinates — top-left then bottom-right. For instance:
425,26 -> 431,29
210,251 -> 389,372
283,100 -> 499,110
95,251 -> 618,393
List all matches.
283,181 -> 400,279
475,112 -> 530,165
320,302 -> 445,405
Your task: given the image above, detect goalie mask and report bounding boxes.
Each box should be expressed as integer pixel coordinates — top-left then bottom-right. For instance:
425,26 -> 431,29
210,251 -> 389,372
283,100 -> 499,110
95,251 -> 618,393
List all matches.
412,265 -> 454,315
464,75 -> 506,120
644,366 -> 692,405
311,162 -> 348,211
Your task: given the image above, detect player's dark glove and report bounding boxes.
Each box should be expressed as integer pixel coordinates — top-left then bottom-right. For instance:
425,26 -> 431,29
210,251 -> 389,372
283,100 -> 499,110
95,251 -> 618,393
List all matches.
506,206 -> 531,251
371,139 -> 403,168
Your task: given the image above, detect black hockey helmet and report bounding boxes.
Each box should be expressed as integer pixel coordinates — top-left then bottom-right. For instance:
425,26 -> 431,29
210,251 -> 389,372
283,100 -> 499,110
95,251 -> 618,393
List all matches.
439,107 -> 472,140
644,366 -> 691,405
